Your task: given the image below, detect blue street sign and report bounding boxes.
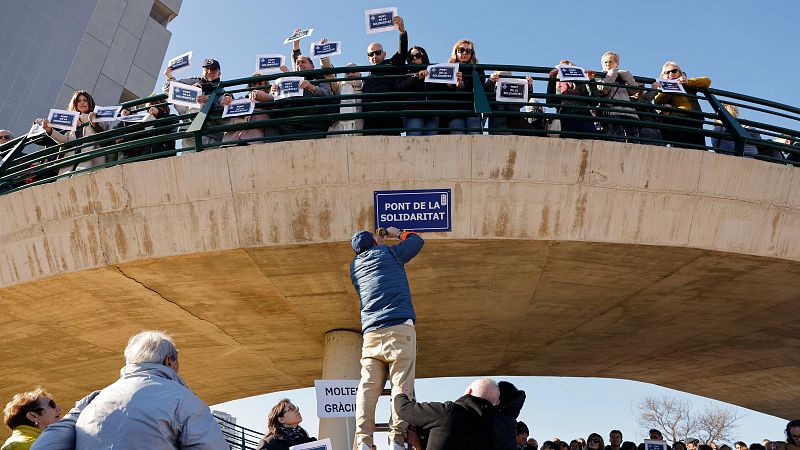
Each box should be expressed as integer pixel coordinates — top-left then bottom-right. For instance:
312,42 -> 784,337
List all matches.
374,189 -> 452,232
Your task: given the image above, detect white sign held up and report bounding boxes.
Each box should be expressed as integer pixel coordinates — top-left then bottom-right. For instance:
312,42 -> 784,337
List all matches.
314,380 -> 358,418
365,7 -> 398,34
290,438 -> 332,450
657,79 -> 686,94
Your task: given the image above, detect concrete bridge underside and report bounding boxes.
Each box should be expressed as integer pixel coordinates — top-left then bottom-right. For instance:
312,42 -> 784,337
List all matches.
1,135 -> 799,423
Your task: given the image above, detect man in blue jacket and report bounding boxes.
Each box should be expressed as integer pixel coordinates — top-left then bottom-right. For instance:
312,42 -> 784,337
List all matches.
350,226 -> 424,450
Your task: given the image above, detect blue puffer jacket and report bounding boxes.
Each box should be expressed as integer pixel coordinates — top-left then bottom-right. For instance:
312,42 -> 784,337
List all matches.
350,233 -> 424,334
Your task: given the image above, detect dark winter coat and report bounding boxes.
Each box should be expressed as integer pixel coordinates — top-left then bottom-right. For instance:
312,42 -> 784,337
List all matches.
394,394 -> 496,450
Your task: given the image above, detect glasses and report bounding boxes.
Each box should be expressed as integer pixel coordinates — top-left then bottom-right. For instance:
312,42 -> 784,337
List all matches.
663,68 -> 681,75
589,440 -> 600,444
409,53 -> 423,59
367,50 -> 382,57
0,134 -> 12,141
456,47 -> 473,55
35,398 -> 57,412
281,404 -> 299,415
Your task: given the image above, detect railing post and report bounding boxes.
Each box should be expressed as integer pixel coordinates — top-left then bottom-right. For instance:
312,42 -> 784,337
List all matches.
472,68 -> 491,133
241,428 -> 246,450
186,88 -> 221,152
705,90 -> 750,157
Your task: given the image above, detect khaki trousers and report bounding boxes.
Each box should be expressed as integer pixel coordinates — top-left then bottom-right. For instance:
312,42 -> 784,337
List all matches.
353,324 -> 416,450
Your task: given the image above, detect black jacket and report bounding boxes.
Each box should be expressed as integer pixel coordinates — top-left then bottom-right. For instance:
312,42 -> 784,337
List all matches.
394,394 -> 496,450
363,31 -> 409,95
256,431 -> 316,450
493,389 -> 526,450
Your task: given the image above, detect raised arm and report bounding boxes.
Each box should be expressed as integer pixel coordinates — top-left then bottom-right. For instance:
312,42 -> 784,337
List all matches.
393,394 -> 449,429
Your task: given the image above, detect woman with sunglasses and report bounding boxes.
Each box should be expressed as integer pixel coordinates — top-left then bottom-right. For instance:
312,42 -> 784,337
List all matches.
2,386 -> 62,450
586,433 -> 605,450
653,61 -> 711,149
395,46 -> 445,135
256,399 -> 315,450
446,39 -> 484,134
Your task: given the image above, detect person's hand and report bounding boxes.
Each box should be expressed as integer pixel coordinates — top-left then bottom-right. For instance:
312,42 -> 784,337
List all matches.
407,427 -> 423,450
549,68 -> 559,78
456,71 -> 464,88
197,94 -> 208,104
586,70 -> 596,80
417,69 -> 428,79
299,80 -> 317,93
164,66 -> 173,79
279,65 -> 289,73
271,84 -> 279,94
292,28 -> 301,50
88,112 -> 97,124
490,71 -> 501,82
393,16 -> 405,33
386,226 -> 401,238
148,106 -> 159,116
221,94 -> 233,106
677,74 -> 688,84
320,37 -> 328,44
652,81 -> 661,89
120,108 -> 131,116
40,119 -> 53,134
250,90 -> 261,102
526,75 -> 533,87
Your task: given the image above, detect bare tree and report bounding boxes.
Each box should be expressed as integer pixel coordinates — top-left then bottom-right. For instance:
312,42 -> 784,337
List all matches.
638,396 -> 740,445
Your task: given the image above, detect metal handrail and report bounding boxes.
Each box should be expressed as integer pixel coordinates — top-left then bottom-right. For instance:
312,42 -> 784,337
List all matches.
214,414 -> 265,450
1,63 -> 798,194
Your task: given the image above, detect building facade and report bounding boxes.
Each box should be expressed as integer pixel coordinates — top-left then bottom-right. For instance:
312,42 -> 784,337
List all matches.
0,0 -> 181,137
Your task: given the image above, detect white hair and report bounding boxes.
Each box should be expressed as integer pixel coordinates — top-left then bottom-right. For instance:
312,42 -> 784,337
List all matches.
124,330 -> 178,365
465,378 -> 500,405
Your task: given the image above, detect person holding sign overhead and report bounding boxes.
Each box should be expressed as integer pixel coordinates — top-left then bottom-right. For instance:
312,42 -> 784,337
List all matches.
350,226 -> 424,450
653,61 -> 711,149
362,15 -> 409,135
547,60 -> 598,139
162,58 -> 233,150
446,39 -> 485,134
36,90 -> 115,175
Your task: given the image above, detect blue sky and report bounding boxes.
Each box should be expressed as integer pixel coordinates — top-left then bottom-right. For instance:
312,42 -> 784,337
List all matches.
160,0 -> 797,445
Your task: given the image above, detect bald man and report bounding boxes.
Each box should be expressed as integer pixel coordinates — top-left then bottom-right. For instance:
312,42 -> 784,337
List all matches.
362,16 -> 408,134
393,378 -> 499,450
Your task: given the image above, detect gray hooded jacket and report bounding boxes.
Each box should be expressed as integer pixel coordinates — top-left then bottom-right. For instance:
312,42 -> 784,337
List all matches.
75,363 -> 228,450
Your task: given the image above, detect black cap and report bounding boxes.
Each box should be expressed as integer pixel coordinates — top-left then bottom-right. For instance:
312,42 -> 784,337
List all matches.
202,58 -> 221,70
687,438 -> 700,445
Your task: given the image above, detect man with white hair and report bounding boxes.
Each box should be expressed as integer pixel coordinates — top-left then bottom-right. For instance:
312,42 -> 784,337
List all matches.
74,330 -> 228,450
392,378 -> 499,450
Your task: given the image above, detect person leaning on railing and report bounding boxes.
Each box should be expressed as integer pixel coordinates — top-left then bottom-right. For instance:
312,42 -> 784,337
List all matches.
446,39 -> 484,135
484,71 -> 538,135
710,103 -> 764,157
652,61 -> 711,149
266,43 -> 333,138
395,46 -> 446,136
162,58 -> 233,151
36,90 -> 116,176
547,60 -> 598,139
221,74 -> 274,145
116,99 -> 178,159
596,51 -> 640,142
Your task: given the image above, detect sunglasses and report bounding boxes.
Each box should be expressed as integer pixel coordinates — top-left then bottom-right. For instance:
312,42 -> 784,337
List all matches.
367,50 -> 382,57
281,404 -> 299,415
457,47 -> 473,55
0,134 -> 12,140
663,68 -> 681,75
409,53 -> 423,59
589,440 -> 601,444
35,398 -> 57,411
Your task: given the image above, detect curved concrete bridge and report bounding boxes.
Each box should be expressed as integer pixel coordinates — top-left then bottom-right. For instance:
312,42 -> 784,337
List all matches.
1,135 -> 798,424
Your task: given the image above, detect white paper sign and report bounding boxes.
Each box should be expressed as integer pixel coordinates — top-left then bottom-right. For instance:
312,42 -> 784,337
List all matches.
496,78 -> 529,103
425,63 -> 459,84
256,54 -> 285,73
284,28 -> 313,44
93,105 -> 122,122
168,81 -> 203,108
28,122 -> 46,137
275,77 -> 305,99
314,380 -> 358,418
657,78 -> 686,94
222,99 -> 256,118
289,438 -> 332,450
47,109 -> 80,131
365,7 -> 398,34
118,113 -> 150,123
310,41 -> 342,59
644,440 -> 669,450
556,64 -> 589,81
168,51 -> 192,73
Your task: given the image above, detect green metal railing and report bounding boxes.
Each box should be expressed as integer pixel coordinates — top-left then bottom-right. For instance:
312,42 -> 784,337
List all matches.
215,414 -> 264,450
1,63 -> 798,194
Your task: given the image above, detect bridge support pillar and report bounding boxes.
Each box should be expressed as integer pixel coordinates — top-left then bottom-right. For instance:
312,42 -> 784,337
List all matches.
318,330 -> 362,450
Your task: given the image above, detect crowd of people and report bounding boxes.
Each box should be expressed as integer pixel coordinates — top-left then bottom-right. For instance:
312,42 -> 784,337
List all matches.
6,15 -> 796,182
